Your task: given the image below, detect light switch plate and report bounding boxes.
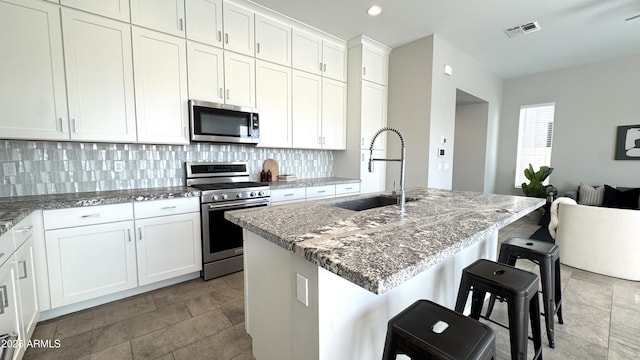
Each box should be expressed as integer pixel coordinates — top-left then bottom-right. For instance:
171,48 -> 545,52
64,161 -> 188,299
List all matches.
2,162 -> 17,177
296,273 -> 309,306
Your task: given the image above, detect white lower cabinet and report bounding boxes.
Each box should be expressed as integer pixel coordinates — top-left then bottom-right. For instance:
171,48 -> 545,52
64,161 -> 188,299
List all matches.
45,220 -> 138,308
0,258 -> 21,360
15,237 -> 39,344
43,198 -> 201,309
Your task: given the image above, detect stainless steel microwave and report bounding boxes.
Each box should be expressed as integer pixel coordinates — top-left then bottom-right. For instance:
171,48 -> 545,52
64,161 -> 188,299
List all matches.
189,100 -> 259,144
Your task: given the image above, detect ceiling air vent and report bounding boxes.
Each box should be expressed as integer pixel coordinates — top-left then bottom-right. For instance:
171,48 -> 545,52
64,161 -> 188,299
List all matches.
504,21 -> 541,38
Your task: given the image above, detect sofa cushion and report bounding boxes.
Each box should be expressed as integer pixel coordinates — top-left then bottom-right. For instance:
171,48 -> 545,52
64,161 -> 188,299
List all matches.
578,182 -> 604,206
602,185 -> 640,209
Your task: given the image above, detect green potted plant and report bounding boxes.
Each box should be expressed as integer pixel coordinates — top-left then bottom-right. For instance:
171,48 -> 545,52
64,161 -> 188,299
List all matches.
521,164 -> 554,198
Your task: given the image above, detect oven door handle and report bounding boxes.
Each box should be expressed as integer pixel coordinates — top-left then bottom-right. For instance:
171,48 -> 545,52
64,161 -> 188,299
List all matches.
206,198 -> 270,210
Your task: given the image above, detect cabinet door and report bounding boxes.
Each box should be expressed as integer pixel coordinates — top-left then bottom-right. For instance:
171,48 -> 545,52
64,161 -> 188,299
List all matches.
187,41 -> 224,103
321,78 -> 346,150
132,27 -> 189,144
362,45 -> 388,85
185,0 -> 222,47
292,70 -> 322,149
135,213 -> 201,286
222,2 -> 254,56
360,149 -> 386,193
361,81 -> 387,150
130,0 -> 185,37
0,0 -> 68,141
61,0 -> 130,21
0,260 -> 21,360
255,14 -> 291,66
256,61 -> 292,148
45,221 -> 137,308
292,29 -> 322,75
322,41 -> 347,82
224,51 -> 256,107
62,8 -> 137,142
15,237 -> 38,341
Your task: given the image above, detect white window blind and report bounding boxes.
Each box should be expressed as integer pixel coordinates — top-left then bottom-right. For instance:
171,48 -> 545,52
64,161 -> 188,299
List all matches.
514,103 -> 555,187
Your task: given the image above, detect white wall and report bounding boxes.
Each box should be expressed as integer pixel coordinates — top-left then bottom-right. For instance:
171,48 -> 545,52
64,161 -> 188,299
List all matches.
495,54 -> 640,195
388,35 -> 502,191
453,102 -> 489,192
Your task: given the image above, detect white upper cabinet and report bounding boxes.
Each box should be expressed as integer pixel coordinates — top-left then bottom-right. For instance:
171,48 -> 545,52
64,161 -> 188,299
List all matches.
222,2 -> 254,56
62,8 -> 137,142
61,0 -> 130,22
132,27 -> 189,144
292,29 -> 346,81
256,60 -> 292,148
224,51 -> 256,107
0,0 -> 68,141
292,70 -> 322,149
187,41 -> 225,103
292,29 -> 322,76
361,81 -> 387,150
185,0 -> 223,47
321,78 -> 347,149
322,40 -> 347,82
255,14 -> 291,66
362,44 -> 388,85
130,0 -> 185,37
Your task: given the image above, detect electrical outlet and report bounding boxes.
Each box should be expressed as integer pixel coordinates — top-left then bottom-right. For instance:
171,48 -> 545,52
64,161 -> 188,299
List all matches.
2,162 -> 17,177
114,161 -> 124,172
296,273 -> 309,306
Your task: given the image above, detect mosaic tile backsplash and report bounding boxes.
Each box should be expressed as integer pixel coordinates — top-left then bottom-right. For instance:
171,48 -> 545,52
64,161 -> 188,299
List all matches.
0,140 -> 333,197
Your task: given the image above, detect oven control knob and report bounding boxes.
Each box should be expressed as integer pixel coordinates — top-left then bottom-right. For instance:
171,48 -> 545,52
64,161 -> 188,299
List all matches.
212,195 -> 219,201
221,193 -> 228,200
258,191 -> 264,197
236,193 -> 243,199
249,192 -> 256,197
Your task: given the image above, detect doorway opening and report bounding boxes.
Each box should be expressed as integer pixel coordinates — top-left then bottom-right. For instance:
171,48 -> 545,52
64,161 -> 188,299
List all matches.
452,90 -> 489,192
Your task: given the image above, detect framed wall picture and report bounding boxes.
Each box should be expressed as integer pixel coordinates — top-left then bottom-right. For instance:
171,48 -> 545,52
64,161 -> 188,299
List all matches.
615,125 -> 640,160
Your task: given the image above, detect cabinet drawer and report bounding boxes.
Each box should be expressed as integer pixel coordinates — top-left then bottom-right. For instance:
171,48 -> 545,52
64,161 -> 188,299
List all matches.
13,213 -> 36,248
0,230 -> 15,267
306,185 -> 336,199
335,183 -> 360,196
134,197 -> 199,219
270,187 -> 306,203
43,203 -> 133,230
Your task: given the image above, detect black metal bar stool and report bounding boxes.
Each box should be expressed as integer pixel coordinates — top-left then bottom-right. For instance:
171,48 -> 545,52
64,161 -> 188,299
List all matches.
382,299 -> 496,360
485,237 -> 563,348
455,259 -> 542,360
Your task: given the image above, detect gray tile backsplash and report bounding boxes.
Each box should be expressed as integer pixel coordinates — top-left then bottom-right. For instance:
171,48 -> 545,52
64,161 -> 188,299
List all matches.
0,140 -> 333,197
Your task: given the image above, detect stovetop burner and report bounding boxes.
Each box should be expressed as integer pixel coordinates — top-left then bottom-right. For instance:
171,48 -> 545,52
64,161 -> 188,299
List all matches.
185,162 -> 271,203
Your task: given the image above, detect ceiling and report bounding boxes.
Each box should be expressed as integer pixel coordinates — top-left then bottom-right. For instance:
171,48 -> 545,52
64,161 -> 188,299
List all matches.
248,0 -> 640,79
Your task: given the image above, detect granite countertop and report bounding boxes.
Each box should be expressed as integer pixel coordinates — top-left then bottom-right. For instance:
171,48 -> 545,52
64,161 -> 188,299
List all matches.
268,177 -> 360,189
225,188 -> 544,294
0,187 -> 201,237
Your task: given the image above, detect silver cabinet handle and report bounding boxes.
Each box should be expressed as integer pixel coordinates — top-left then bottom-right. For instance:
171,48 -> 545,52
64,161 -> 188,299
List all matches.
81,213 -> 100,218
14,226 -> 33,233
219,88 -> 223,99
323,63 -> 326,72
217,30 -> 222,42
72,118 -> 77,133
127,229 -> 132,242
0,285 -> 6,314
179,18 -> 184,31
317,190 -> 327,193
184,127 -> 188,138
256,43 -> 260,53
58,117 -> 65,132
160,206 -> 177,210
363,67 -> 366,76
0,253 -> 4,261
320,62 -> 323,71
18,260 -> 27,280
284,193 -> 295,197
225,33 -> 229,44
345,187 -> 353,190
138,227 -> 142,241
226,89 -> 230,100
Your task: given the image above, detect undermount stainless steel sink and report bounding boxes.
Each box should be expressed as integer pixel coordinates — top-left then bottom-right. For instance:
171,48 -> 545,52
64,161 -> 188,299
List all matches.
329,195 -> 413,211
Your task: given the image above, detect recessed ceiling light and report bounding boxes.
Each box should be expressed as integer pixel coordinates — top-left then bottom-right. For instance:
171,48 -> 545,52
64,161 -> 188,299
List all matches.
367,5 -> 382,16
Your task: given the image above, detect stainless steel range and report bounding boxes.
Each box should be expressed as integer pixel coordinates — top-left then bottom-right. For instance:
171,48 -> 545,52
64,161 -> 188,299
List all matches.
186,162 -> 270,280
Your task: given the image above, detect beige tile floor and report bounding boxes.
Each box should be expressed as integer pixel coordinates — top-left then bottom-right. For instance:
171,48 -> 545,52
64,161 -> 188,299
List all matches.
25,210 -> 640,359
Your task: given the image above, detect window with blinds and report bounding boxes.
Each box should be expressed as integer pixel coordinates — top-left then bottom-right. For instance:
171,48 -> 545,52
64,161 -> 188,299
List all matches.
514,103 -> 555,187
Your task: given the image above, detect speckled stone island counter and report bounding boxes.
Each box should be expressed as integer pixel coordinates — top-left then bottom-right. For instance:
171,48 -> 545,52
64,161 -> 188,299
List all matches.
0,187 -> 201,236
226,187 -> 544,294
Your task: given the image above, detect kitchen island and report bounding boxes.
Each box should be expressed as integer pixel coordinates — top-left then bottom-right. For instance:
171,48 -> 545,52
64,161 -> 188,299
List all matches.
225,188 -> 544,360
